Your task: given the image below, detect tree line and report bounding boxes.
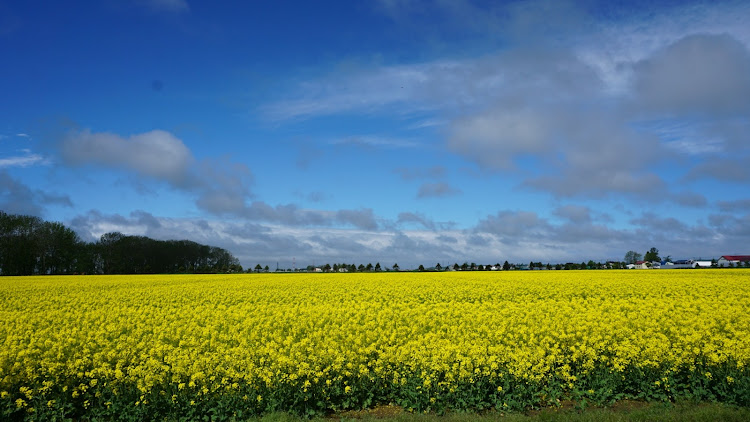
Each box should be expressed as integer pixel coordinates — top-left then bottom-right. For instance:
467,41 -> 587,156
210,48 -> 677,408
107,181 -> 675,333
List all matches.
274,260 -> 632,273
0,211 -> 242,276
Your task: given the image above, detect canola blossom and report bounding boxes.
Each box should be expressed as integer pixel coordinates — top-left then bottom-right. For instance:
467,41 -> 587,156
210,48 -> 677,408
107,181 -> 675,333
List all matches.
1,271 -> 749,420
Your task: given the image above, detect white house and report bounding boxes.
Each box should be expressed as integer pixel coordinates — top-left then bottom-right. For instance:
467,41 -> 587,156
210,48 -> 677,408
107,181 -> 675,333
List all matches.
691,260 -> 713,268
633,261 -> 651,269
718,255 -> 750,267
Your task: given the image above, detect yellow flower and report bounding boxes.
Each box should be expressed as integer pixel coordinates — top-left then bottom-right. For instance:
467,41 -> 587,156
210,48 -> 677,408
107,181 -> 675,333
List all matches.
1,271 -> 749,414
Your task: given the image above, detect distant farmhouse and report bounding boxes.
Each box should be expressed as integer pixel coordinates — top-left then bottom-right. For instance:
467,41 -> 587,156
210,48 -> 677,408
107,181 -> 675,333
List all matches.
688,259 -> 714,268
627,256 -> 749,269
717,255 -> 750,267
627,261 -> 653,269
668,260 -> 697,269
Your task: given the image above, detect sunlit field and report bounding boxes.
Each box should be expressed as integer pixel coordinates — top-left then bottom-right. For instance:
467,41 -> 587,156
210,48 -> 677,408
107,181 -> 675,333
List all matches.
2,271 -> 749,420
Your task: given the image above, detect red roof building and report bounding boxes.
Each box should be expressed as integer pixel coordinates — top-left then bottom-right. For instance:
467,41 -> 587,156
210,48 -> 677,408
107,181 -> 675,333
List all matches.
718,255 -> 750,267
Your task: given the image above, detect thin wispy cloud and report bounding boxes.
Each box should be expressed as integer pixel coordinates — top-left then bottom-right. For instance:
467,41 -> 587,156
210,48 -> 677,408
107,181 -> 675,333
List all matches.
0,152 -> 47,168
417,182 -> 462,199
330,135 -> 421,149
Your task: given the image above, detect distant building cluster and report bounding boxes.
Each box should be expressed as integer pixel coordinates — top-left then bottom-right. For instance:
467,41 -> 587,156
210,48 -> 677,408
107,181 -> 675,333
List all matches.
250,255 -> 750,273
626,255 -> 750,269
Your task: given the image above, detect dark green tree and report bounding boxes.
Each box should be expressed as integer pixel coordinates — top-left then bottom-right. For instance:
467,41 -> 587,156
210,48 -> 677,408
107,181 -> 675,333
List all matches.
624,250 -> 642,264
644,247 -> 660,262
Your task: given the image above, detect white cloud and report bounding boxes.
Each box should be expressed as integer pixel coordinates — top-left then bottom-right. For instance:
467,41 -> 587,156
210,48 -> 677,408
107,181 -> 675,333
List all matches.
633,34 -> 750,115
397,211 -> 436,230
686,159 -> 750,183
235,201 -> 381,230
65,203 -> 750,270
330,135 -> 421,149
553,205 -> 592,224
62,129 -> 194,184
0,171 -> 72,216
260,1 -> 750,204
262,58 -> 506,121
416,182 -> 461,198
0,152 -> 46,168
60,129 -> 253,215
717,199 -> 750,213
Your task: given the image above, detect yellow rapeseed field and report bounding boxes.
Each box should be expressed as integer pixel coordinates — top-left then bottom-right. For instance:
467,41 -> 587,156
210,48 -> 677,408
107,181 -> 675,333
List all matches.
1,270 -> 749,420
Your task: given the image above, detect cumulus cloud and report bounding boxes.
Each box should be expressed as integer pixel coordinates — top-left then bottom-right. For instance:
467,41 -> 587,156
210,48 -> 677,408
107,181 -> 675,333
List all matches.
417,182 -> 461,198
336,209 -> 379,230
633,34 -> 750,115
223,201 -> 381,230
685,159 -> 750,183
65,205 -> 750,270
670,191 -> 708,208
0,171 -> 72,216
525,171 -> 666,199
471,207 -> 749,263
397,211 -> 436,230
444,48 -> 671,199
553,205 -> 592,224
60,129 -> 253,216
262,2 -> 750,204
707,213 -> 750,238
475,210 -> 552,244
717,199 -> 750,213
61,129 -> 194,185
67,209 -> 386,268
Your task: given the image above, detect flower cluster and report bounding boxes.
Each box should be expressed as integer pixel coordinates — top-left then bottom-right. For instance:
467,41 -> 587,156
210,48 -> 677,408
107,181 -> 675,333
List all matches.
1,270 -> 749,419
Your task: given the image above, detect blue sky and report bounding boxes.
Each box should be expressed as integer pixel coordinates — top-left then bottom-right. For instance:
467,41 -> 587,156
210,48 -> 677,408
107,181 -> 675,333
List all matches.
2,0 -> 750,269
